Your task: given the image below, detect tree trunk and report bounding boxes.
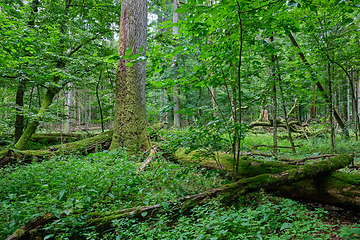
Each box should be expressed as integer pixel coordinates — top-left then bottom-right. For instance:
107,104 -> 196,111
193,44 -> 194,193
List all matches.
65,83 -> 72,134
268,36 -> 277,154
287,32 -> 346,130
310,84 -> 316,120
173,0 -> 181,129
14,79 -> 26,142
6,154 -> 352,240
96,72 -> 105,132
110,0 -> 150,152
15,85 -> 61,150
173,84 -> 181,128
276,60 -> 296,153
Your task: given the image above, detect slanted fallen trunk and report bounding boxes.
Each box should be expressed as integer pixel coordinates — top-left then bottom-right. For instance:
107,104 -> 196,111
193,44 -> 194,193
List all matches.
0,131 -> 113,168
6,154 -> 352,240
174,149 -> 360,211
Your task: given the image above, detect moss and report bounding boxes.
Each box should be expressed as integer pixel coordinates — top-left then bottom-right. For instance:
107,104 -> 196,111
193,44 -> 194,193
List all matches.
11,229 -> 26,238
0,149 -> 9,159
173,148 -> 295,177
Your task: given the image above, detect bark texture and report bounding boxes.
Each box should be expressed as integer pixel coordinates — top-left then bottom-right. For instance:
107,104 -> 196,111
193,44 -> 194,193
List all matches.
110,0 -> 150,152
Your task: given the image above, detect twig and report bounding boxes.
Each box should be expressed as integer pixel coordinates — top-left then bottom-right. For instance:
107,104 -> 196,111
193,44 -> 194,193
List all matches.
148,123 -> 167,142
139,147 -> 157,172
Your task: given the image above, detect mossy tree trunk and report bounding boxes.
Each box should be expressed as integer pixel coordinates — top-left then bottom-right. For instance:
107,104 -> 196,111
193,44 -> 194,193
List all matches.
110,0 -> 150,152
14,0 -> 39,143
15,85 -> 61,150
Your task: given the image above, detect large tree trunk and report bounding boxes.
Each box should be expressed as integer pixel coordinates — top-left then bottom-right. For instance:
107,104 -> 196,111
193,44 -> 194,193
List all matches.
110,0 -> 150,152
6,154 -> 352,240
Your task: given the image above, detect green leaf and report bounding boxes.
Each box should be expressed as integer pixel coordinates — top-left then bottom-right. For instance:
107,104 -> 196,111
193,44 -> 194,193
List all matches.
141,211 -> 148,217
59,189 -> 66,200
160,201 -> 170,211
44,234 -> 55,240
280,222 -> 294,231
125,62 -> 134,67
64,210 -> 71,215
126,48 -> 133,55
130,54 -> 141,60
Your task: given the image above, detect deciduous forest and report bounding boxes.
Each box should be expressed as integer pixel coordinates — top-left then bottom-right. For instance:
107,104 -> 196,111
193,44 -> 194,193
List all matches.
1,0 -> 360,239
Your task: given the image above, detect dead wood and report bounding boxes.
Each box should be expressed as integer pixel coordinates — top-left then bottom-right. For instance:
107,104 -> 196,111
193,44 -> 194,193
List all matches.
139,147 -> 157,171
175,149 -> 360,211
251,144 -> 301,150
6,154 -> 352,239
0,131 -> 113,169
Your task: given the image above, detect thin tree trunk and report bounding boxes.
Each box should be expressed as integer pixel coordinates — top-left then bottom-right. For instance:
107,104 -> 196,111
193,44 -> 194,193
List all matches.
268,36 -> 277,154
96,71 -> 105,132
65,83 -> 72,134
328,63 -> 336,152
287,32 -> 345,129
14,79 -> 26,142
310,85 -> 316,120
172,0 -> 181,129
275,56 -> 296,153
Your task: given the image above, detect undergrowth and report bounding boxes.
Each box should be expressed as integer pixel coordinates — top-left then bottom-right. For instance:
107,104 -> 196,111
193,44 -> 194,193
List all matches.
0,149 -> 224,238
105,193 -> 359,240
1,129 -> 360,239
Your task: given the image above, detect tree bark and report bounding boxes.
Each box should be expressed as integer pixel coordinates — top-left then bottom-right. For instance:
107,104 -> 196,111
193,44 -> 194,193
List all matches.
173,0 -> 181,129
110,0 -> 150,152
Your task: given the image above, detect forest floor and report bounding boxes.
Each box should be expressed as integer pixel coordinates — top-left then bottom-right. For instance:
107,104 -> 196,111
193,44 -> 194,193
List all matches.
1,129 -> 360,239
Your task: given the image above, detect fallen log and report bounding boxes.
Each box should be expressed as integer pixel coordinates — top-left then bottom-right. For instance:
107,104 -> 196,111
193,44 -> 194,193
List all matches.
30,133 -> 93,145
6,154 -> 352,239
248,120 -> 312,136
174,149 -> 360,211
0,130 -> 113,168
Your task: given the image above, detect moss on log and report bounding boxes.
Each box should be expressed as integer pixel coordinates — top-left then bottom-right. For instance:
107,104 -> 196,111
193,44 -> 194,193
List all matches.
6,154 -> 352,239
174,149 -> 360,211
30,133 -> 93,145
0,131 -> 113,168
